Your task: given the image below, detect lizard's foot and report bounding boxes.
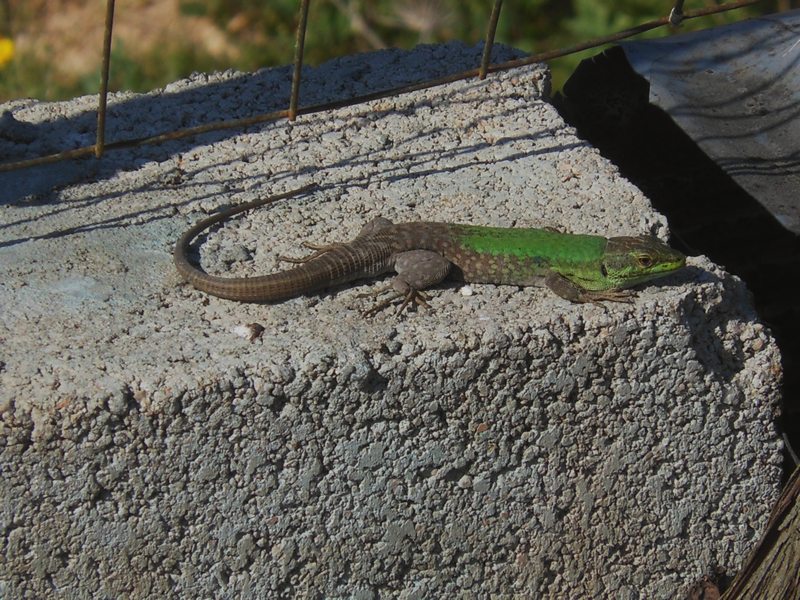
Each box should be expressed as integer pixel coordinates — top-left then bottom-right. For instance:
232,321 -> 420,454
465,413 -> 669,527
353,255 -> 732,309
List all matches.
358,286 -> 431,317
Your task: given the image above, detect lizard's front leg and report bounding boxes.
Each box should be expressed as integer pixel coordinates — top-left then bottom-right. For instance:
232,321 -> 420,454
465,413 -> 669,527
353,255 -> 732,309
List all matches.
544,272 -> 636,304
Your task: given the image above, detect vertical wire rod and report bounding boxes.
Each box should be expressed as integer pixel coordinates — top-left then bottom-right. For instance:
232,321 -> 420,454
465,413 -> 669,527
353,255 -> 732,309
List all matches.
479,0 -> 504,80
96,0 -> 116,158
289,0 -> 311,121
670,0 -> 686,26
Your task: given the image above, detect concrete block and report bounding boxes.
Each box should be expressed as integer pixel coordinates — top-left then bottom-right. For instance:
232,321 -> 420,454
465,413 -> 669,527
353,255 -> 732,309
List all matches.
0,42 -> 782,598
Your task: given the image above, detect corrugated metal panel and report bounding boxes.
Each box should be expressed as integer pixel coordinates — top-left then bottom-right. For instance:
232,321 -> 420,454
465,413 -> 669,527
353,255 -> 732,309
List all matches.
620,10 -> 800,233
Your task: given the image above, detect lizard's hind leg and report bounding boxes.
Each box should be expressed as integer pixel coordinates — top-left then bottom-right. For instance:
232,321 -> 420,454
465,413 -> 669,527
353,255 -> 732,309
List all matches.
280,217 -> 396,265
361,250 -> 452,316
278,241 -> 344,264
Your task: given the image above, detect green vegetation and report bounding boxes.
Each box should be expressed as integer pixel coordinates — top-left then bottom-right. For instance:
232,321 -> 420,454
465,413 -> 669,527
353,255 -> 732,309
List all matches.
0,0 -> 789,102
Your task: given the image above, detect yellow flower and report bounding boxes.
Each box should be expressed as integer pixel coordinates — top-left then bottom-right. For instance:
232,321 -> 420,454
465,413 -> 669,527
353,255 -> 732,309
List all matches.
0,37 -> 15,68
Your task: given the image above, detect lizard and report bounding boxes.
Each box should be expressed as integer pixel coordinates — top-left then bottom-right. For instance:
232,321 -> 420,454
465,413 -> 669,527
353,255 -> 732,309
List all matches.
173,183 -> 686,312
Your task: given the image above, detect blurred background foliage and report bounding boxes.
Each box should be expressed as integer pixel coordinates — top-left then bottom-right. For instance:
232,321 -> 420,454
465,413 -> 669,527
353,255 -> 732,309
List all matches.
0,0 -> 795,102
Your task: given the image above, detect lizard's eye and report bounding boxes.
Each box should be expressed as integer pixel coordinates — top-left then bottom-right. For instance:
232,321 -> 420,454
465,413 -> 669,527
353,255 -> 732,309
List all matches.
637,255 -> 654,268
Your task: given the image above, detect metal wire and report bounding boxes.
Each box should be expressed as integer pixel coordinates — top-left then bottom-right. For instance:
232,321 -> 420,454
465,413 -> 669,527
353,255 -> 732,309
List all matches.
95,0 -> 116,158
480,0 -> 504,80
289,0 -> 311,121
0,0 -> 762,173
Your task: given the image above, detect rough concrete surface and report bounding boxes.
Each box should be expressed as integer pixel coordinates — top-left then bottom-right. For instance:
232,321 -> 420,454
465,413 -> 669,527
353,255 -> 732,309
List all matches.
0,43 -> 783,598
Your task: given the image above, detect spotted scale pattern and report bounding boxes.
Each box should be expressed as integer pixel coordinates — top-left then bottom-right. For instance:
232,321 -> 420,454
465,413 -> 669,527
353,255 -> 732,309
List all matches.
176,216 -> 684,303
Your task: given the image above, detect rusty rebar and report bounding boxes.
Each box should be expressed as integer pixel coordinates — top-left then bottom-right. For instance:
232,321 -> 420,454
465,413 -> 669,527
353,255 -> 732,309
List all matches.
289,0 -> 311,121
479,0 -> 504,80
95,0 -> 116,158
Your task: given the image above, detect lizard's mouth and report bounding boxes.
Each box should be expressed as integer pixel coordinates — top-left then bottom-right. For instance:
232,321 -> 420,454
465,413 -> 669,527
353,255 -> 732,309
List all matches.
615,253 -> 687,289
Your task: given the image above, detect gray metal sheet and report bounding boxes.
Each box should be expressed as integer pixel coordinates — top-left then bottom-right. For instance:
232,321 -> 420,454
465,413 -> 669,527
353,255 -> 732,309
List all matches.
620,10 -> 800,233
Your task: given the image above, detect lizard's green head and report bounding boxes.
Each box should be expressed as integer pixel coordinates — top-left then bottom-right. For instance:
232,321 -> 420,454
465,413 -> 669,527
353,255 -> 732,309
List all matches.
601,236 -> 686,290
